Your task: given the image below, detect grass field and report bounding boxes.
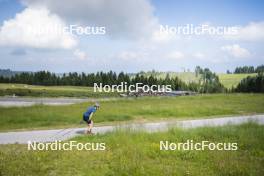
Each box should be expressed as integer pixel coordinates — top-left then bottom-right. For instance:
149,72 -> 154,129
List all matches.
218,73 -> 257,89
135,71 -> 201,83
136,72 -> 256,89
0,83 -> 118,97
0,123 -> 263,175
0,94 -> 264,131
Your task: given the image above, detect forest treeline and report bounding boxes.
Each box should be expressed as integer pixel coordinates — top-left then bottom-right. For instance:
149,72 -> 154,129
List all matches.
0,67 -> 225,93
0,66 -> 263,93
231,65 -> 264,74
235,73 -> 264,93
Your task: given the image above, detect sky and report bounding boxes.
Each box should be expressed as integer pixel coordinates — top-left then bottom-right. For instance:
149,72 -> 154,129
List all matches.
0,0 -> 263,73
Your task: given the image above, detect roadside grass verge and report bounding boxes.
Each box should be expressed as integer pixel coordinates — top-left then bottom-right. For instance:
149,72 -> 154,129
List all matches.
0,94 -> 264,131
0,123 -> 263,175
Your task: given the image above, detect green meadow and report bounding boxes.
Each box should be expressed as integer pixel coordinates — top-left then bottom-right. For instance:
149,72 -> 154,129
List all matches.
0,123 -> 263,175
135,71 -> 201,83
218,73 -> 257,89
135,72 -> 256,89
0,83 -> 118,97
0,94 -> 264,131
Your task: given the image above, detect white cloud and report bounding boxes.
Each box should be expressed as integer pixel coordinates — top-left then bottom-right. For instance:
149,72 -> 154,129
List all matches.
193,52 -> 205,59
118,51 -> 138,60
225,21 -> 264,41
221,44 -> 251,58
167,51 -> 185,60
117,50 -> 148,61
151,29 -> 172,42
73,49 -> 87,60
0,7 -> 77,49
21,0 -> 158,40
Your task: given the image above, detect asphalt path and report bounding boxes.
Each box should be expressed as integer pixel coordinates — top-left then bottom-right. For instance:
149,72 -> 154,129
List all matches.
0,114 -> 263,144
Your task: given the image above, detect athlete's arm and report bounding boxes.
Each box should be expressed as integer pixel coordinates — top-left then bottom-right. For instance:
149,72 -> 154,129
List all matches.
89,112 -> 94,120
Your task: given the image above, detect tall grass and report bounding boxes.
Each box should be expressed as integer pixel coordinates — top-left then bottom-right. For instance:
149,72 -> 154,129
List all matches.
0,123 -> 263,175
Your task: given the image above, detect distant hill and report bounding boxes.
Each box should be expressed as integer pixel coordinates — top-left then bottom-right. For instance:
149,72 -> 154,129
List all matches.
218,73 -> 257,89
130,71 -> 201,83
132,71 -> 257,89
152,71 -> 201,83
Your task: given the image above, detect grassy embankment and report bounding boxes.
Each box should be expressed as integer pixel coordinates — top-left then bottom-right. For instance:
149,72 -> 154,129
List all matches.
0,83 -> 118,97
0,94 -> 264,131
0,123 -> 263,175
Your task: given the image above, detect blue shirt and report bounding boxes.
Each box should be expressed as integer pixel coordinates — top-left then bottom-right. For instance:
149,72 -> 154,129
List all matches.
83,106 -> 96,120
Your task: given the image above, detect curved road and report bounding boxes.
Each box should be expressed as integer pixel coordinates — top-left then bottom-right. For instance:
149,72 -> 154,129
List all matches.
0,114 -> 264,144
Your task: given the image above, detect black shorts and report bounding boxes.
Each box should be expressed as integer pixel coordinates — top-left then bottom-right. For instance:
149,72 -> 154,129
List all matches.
86,119 -> 92,124
83,115 -> 92,124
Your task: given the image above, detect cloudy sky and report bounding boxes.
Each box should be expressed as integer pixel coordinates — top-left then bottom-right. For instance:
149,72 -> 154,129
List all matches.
0,0 -> 264,73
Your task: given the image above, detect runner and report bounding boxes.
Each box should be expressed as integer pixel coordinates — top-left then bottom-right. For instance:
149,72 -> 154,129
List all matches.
83,103 -> 100,134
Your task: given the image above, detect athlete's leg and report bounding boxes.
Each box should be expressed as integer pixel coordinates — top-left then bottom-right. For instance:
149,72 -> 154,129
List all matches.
87,120 -> 93,133
85,123 -> 90,134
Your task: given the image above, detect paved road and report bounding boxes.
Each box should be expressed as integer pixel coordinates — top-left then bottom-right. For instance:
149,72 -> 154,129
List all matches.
0,114 -> 263,144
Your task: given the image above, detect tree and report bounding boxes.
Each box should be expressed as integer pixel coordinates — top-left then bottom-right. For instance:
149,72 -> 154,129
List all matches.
195,66 -> 202,77
235,73 -> 264,92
